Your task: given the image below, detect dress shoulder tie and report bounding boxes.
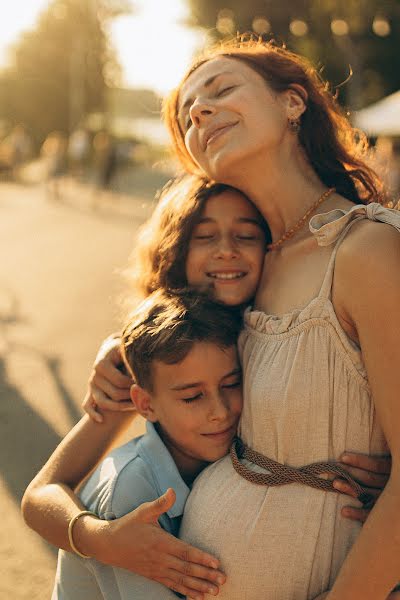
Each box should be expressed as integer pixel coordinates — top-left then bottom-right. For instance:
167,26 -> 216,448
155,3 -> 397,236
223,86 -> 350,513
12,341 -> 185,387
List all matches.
309,202 -> 400,247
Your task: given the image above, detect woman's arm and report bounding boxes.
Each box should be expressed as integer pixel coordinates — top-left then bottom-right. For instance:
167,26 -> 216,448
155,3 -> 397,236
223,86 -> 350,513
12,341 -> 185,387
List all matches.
327,224 -> 400,599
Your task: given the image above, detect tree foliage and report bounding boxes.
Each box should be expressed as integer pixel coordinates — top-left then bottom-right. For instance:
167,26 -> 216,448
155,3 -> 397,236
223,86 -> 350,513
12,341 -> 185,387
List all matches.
186,0 -> 400,110
0,0 -> 132,144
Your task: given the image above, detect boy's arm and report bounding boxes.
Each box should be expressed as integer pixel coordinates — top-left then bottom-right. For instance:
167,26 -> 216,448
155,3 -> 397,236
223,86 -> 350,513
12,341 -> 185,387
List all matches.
21,410 -> 136,551
22,415 -> 225,599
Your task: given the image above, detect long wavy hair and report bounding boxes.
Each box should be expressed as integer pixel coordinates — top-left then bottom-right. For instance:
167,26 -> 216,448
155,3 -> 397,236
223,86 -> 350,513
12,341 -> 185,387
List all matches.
122,174 -> 269,306
163,38 -> 385,204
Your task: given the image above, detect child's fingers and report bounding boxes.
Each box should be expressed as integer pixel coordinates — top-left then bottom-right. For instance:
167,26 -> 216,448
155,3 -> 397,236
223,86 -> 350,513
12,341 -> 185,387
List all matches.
82,391 -> 104,422
91,373 -> 132,402
96,356 -> 133,388
341,452 -> 391,476
338,462 -> 389,489
341,505 -> 369,523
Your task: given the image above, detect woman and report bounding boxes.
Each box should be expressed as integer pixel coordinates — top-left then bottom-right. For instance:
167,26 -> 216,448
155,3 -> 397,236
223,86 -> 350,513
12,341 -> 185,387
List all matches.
23,39 -> 398,599
162,39 -> 400,599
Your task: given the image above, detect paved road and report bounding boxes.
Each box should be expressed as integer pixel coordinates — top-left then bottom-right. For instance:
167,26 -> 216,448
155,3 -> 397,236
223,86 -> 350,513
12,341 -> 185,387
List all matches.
0,181 -> 156,598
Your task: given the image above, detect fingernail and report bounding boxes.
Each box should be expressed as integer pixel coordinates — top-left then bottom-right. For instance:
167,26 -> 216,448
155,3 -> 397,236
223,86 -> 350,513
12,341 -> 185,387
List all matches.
216,575 -> 225,584
341,454 -> 350,463
208,588 -> 218,595
333,480 -> 344,490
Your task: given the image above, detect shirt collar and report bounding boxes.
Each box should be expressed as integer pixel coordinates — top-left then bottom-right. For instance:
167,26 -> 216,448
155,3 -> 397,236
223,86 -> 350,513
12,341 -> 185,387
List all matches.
136,421 -> 191,519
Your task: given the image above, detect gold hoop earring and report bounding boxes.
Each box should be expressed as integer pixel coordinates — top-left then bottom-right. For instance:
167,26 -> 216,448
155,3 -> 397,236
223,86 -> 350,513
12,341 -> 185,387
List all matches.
288,117 -> 301,133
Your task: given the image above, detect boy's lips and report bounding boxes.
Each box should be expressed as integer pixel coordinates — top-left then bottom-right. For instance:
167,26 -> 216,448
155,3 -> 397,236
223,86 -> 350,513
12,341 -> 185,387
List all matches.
201,424 -> 237,441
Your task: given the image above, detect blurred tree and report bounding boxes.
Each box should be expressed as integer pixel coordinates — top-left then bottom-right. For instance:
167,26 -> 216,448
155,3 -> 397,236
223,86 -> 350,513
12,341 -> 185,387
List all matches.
0,0 -> 132,145
186,0 -> 400,110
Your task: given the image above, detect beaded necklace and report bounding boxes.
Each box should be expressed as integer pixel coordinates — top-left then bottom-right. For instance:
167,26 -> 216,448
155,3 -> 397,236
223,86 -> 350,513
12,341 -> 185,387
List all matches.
267,188 -> 336,251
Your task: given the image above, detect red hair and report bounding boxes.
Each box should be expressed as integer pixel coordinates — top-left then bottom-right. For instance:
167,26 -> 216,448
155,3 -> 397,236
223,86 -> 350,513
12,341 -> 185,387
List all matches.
163,38 -> 385,204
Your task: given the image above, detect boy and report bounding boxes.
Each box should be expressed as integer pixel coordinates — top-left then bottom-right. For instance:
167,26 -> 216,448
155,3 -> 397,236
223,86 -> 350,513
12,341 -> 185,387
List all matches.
52,290 -> 243,599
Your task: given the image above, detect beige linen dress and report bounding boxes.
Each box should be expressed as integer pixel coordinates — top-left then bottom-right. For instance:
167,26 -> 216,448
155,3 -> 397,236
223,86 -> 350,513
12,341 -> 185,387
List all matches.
180,204 -> 400,599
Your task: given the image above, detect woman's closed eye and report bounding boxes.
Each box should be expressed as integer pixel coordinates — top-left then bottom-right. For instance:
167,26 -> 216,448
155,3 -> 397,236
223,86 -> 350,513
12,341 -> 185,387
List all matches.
216,85 -> 236,98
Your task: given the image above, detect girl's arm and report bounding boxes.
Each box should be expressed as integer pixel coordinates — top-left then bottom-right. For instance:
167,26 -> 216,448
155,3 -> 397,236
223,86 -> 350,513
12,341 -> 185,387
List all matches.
327,224 -> 400,599
82,334 -> 135,422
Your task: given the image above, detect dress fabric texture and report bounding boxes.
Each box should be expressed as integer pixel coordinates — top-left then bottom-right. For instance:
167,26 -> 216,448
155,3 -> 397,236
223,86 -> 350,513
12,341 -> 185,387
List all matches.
179,204 -> 400,600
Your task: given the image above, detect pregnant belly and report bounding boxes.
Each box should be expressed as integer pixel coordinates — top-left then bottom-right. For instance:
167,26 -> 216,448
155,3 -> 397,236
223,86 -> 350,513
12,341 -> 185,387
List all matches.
180,455 -> 361,600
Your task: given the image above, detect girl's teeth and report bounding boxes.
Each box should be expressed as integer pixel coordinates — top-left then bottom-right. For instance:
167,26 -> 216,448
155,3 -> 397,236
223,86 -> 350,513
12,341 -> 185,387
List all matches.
209,273 -> 244,280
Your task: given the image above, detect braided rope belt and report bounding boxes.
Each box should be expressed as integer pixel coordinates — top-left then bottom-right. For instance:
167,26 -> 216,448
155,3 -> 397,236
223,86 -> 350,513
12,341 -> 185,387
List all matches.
230,437 -> 373,506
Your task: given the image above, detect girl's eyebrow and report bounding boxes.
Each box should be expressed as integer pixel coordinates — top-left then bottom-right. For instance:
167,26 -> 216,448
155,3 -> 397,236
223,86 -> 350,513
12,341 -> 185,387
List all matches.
179,71 -> 233,120
195,217 -> 263,226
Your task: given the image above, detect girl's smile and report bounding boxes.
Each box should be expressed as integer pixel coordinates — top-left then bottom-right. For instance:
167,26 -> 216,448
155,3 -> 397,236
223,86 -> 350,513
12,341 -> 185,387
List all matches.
185,189 -> 267,306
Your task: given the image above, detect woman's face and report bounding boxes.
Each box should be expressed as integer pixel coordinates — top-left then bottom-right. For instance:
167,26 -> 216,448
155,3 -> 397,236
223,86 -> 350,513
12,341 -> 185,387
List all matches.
185,189 -> 266,306
177,56 -> 289,181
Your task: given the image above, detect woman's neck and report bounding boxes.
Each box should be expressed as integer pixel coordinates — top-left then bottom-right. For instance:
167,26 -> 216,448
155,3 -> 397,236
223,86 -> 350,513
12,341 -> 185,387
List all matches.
224,142 -> 331,243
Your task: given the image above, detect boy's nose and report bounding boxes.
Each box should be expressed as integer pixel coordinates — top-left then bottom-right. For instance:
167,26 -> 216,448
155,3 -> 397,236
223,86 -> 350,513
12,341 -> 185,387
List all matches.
208,395 -> 230,422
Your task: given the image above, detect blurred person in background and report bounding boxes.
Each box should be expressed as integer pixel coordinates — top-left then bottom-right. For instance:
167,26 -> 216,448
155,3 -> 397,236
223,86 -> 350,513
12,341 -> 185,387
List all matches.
40,131 -> 68,200
67,127 -> 90,180
0,124 -> 33,180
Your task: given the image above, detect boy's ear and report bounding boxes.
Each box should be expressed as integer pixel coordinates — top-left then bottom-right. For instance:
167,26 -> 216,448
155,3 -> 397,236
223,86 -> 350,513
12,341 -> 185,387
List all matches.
130,384 -> 157,422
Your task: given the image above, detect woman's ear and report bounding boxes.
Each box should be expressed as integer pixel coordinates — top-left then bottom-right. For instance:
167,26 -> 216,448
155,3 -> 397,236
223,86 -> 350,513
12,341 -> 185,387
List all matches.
130,384 -> 157,422
285,84 -> 308,120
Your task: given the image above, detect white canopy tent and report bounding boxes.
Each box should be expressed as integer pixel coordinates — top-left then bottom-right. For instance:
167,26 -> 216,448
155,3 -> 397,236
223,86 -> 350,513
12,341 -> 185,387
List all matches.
353,90 -> 400,136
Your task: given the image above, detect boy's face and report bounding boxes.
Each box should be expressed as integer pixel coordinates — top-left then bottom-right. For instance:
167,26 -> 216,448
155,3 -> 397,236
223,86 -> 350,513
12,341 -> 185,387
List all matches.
138,341 -> 242,481
185,190 -> 266,306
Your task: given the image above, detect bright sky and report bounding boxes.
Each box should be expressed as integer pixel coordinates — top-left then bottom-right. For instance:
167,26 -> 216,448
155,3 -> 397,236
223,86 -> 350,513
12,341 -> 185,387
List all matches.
0,0 -> 205,95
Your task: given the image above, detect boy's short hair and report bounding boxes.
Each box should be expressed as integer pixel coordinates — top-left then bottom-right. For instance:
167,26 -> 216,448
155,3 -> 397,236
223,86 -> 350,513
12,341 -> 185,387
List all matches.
121,289 -> 242,391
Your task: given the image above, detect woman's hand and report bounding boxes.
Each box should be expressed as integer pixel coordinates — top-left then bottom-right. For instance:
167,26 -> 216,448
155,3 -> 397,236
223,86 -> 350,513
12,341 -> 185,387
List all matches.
333,453 -> 391,522
83,335 -> 135,422
78,489 -> 226,599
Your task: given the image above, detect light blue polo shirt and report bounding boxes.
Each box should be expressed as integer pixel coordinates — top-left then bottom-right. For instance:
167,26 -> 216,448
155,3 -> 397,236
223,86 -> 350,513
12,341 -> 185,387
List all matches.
52,422 -> 190,600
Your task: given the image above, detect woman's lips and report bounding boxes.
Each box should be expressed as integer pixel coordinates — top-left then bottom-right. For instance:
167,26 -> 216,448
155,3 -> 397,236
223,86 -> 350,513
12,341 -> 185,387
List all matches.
203,122 -> 238,150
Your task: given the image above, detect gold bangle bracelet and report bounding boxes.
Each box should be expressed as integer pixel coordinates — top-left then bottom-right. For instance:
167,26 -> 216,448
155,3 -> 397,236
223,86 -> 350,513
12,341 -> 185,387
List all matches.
68,510 -> 99,559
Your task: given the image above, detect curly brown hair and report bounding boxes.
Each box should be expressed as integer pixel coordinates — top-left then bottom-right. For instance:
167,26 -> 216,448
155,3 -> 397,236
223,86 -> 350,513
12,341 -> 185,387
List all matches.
123,174 -> 269,304
163,38 -> 385,204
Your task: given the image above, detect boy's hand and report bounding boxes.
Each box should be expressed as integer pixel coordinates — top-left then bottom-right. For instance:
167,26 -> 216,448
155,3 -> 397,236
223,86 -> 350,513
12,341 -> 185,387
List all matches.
333,453 -> 391,523
83,335 -> 135,422
84,488 -> 225,599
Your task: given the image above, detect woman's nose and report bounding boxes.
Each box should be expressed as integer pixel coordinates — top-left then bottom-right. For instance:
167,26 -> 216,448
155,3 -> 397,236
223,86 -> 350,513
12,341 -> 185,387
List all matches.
189,98 -> 216,128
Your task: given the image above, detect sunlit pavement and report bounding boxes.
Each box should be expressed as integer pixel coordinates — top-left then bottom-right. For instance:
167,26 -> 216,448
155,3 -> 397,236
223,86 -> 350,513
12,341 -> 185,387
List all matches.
0,181 -> 150,598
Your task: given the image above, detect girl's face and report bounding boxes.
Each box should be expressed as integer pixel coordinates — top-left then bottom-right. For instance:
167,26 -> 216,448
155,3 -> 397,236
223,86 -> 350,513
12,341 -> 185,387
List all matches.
185,190 -> 266,306
177,56 -> 290,181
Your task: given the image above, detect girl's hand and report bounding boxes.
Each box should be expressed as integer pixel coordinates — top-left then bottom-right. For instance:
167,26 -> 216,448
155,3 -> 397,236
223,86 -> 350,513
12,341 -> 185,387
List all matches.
334,453 -> 391,522
83,335 -> 135,422
78,489 -> 226,599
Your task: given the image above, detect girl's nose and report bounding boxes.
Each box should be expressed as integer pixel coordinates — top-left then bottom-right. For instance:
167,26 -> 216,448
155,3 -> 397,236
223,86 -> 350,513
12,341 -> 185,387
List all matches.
189,99 -> 217,128
214,237 -> 239,259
